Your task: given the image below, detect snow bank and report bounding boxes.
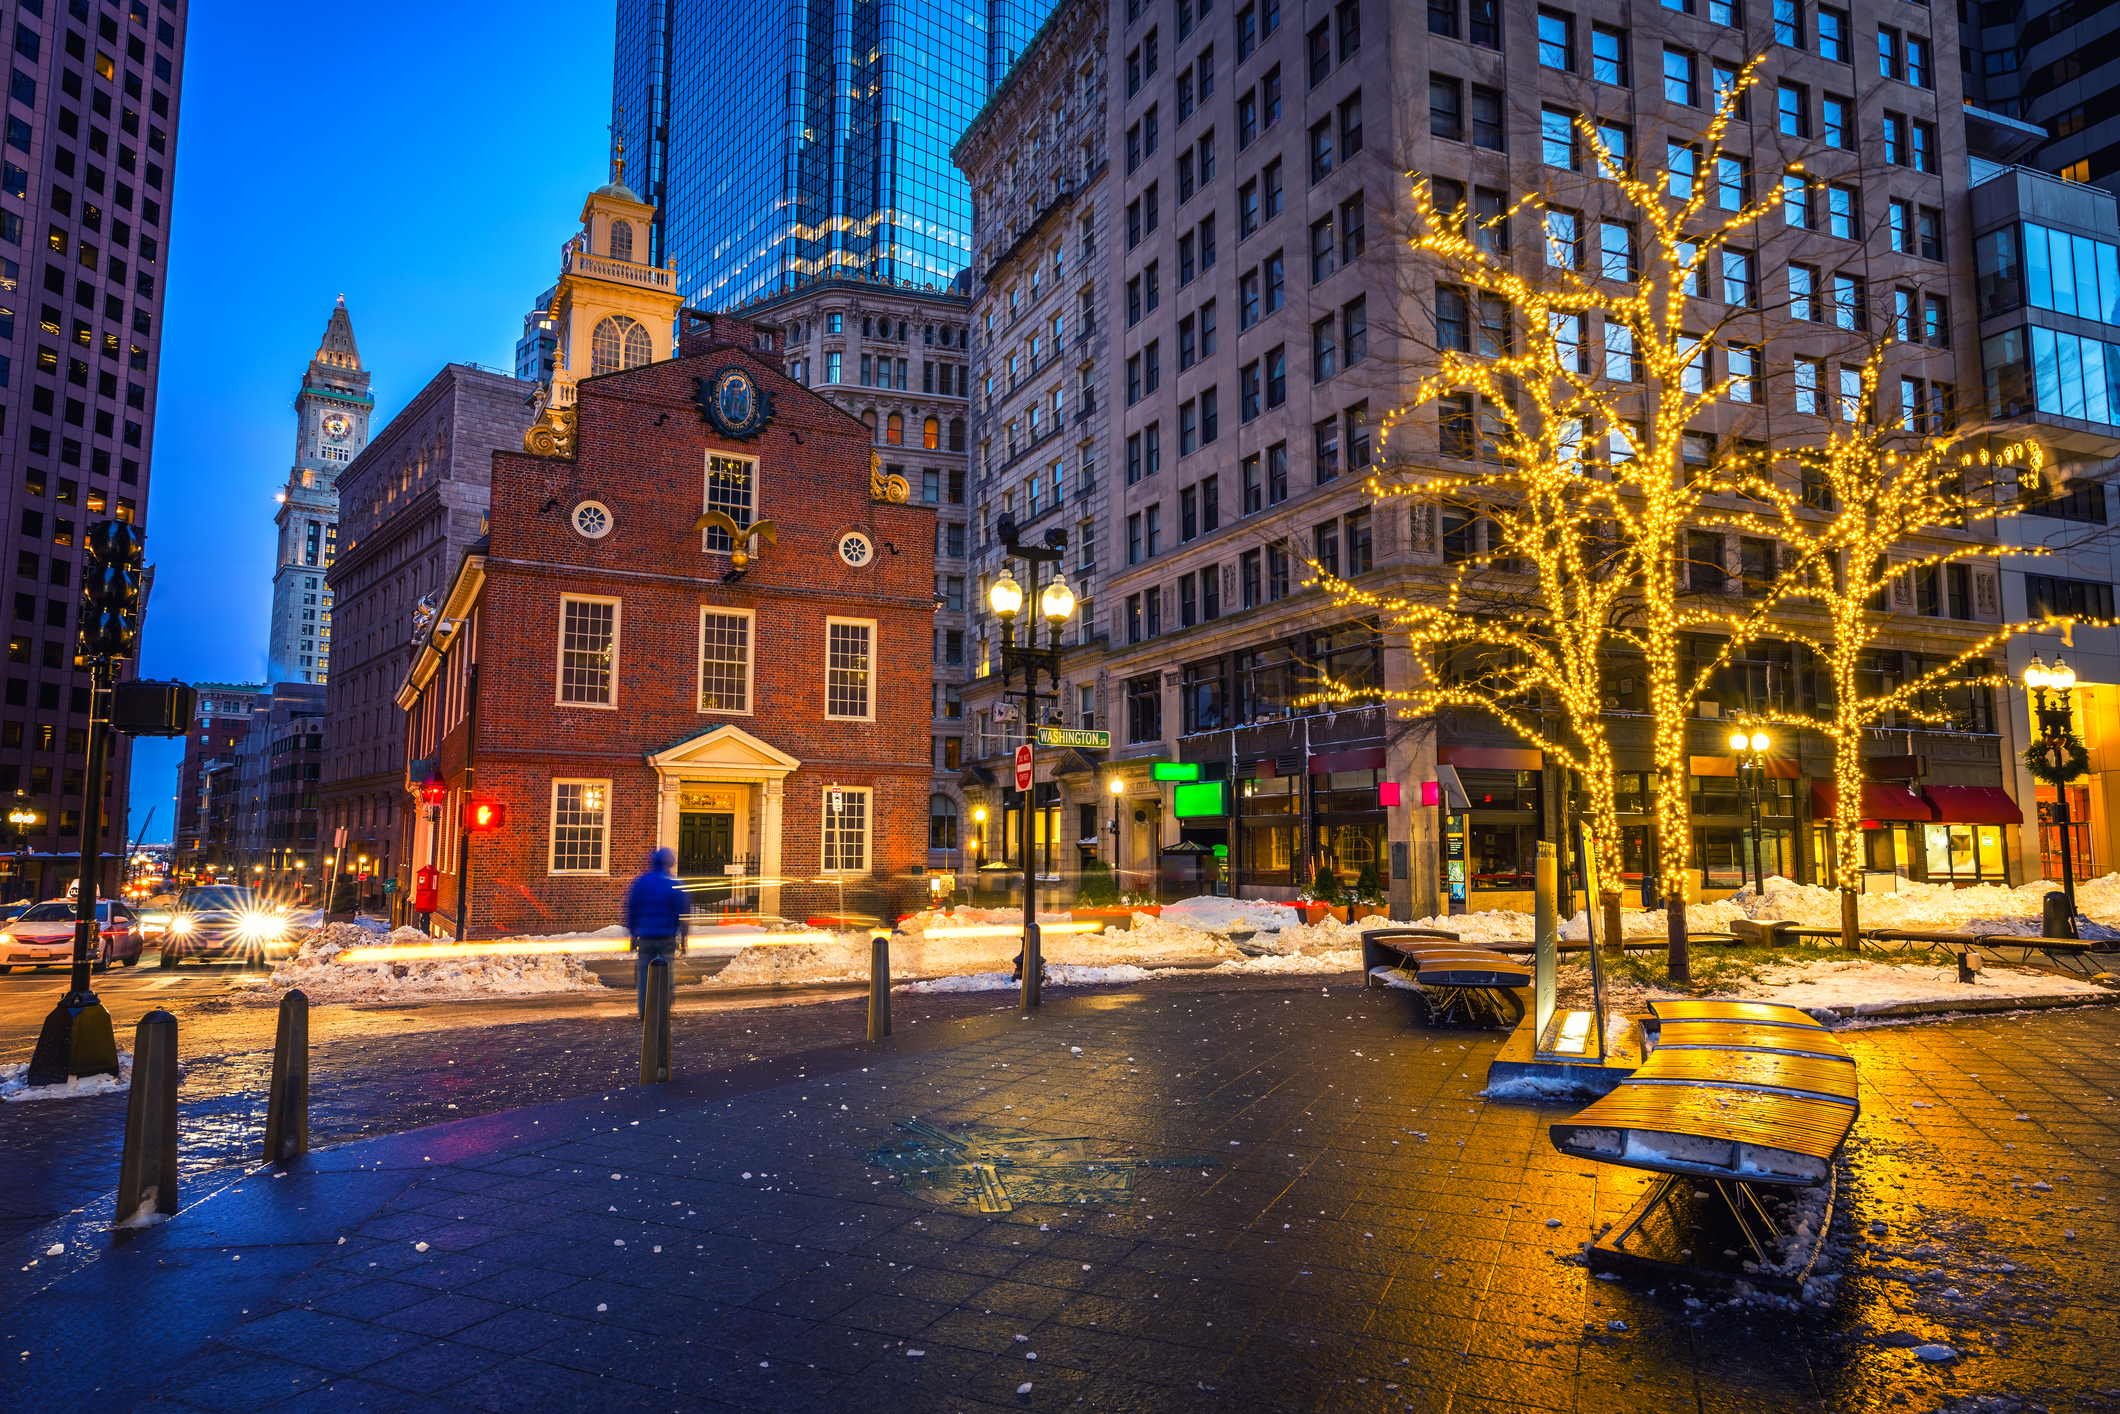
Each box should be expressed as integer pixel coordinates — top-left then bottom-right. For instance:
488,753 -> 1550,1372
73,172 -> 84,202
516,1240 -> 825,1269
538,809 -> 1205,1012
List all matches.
258,923 -> 603,1005
899,962 -> 1160,993
1,1050 -> 133,1102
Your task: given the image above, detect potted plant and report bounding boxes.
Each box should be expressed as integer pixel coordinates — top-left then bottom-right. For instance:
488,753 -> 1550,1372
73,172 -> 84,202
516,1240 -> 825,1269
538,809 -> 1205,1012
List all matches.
1070,859 -> 1137,930
1349,862 -> 1388,921
1312,866 -> 1349,923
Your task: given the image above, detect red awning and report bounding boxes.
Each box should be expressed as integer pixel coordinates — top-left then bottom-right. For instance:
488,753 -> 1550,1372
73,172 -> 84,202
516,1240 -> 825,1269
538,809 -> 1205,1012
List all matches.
1308,746 -> 1387,774
1811,782 -> 1934,822
1922,785 -> 2023,825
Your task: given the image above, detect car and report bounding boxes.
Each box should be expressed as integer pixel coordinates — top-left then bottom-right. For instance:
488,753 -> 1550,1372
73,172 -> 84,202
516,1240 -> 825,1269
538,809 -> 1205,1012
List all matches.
0,899 -> 142,973
134,892 -> 179,940
161,886 -> 299,966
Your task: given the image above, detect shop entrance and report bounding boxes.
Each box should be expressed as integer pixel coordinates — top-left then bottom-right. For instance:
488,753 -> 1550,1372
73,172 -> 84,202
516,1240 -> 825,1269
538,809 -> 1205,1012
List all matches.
678,813 -> 735,877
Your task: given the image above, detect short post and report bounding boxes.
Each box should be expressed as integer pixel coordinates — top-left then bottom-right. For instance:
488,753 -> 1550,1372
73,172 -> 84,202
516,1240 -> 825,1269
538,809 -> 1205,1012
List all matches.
867,929 -> 892,1041
262,989 -> 309,1163
115,1009 -> 179,1230
639,956 -> 672,1084
1957,949 -> 1983,985
2043,888 -> 2076,942
1019,921 -> 1042,1015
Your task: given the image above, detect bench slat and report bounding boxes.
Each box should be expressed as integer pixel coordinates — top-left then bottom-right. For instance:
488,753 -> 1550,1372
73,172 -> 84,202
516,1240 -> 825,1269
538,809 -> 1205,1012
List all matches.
1633,1049 -> 1857,1101
1647,998 -> 1825,1028
1647,1020 -> 1850,1059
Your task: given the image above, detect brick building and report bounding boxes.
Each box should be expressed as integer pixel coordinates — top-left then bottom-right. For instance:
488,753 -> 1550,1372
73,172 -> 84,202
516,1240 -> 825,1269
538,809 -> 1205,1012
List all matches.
173,681 -> 262,878
322,362 -> 528,916
397,315 -> 939,937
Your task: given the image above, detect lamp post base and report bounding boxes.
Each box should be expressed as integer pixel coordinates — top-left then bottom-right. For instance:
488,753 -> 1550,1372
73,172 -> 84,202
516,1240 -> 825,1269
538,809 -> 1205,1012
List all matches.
24,993 -> 118,1088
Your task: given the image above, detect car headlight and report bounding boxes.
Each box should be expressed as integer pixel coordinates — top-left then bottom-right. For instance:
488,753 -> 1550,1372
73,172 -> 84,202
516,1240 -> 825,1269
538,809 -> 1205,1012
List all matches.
236,912 -> 286,941
171,916 -> 194,933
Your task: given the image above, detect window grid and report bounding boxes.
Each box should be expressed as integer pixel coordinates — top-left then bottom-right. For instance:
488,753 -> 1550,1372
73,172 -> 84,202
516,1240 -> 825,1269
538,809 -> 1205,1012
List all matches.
827,620 -> 874,719
822,788 -> 871,872
550,780 -> 609,874
558,598 -> 616,705
699,611 -> 752,712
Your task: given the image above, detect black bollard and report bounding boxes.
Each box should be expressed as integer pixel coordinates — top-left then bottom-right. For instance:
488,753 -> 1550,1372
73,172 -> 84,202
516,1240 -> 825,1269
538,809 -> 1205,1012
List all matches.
2043,889 -> 2078,941
867,931 -> 892,1041
639,956 -> 672,1084
114,1009 -> 179,1230
262,989 -> 310,1163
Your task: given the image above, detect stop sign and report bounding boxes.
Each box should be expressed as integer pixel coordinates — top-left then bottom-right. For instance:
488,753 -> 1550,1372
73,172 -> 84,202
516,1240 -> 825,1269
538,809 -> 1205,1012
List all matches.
1015,743 -> 1033,792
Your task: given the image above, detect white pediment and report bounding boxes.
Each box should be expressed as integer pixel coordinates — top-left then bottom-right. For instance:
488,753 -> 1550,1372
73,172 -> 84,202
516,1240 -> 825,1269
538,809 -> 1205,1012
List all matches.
646,724 -> 802,781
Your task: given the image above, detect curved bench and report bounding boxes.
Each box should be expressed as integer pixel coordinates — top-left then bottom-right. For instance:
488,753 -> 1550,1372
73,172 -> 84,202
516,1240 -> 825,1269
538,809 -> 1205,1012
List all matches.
1549,998 -> 1857,1280
1362,927 -> 1532,1026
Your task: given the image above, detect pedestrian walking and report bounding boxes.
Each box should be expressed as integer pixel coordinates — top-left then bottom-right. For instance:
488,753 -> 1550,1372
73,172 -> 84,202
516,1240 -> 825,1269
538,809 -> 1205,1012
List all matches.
624,847 -> 690,1019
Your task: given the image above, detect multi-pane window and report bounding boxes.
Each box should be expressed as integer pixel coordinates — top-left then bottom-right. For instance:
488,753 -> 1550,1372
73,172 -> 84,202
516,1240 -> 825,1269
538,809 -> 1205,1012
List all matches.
1604,318 -> 1640,381
1827,185 -> 1859,239
1592,24 -> 1627,85
1726,343 -> 1759,402
1777,83 -> 1808,137
826,620 -> 874,719
1817,6 -> 1847,60
1783,173 -> 1812,228
699,611 -> 752,712
558,597 -> 617,705
1663,48 -> 1697,105
1600,220 -> 1634,281
1883,112 -> 1906,165
822,788 -> 871,872
1822,95 -> 1850,149
550,781 -> 609,874
703,454 -> 756,551
1538,8 -> 1574,70
1722,249 -> 1753,306
1832,272 -> 1865,329
1794,355 -> 1823,413
1790,263 -> 1819,320
1773,0 -> 1801,47
1309,119 -> 1333,182
1667,141 -> 1697,199
1594,121 -> 1630,174
1471,86 -> 1505,149
1431,76 -> 1463,140
1543,107 -> 1578,169
1911,121 -> 1934,173
1717,156 -> 1747,209
1545,209 -> 1582,269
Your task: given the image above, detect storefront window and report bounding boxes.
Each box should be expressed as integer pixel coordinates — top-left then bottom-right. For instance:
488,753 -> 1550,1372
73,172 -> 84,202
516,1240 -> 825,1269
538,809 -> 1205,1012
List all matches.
1924,823 -> 2005,882
1319,822 -> 1385,886
2036,785 -> 2093,882
1468,820 -> 1536,889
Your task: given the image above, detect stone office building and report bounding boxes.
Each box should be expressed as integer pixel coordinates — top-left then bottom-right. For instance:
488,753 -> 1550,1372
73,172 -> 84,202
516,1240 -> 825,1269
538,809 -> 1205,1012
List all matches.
955,0 -> 2077,916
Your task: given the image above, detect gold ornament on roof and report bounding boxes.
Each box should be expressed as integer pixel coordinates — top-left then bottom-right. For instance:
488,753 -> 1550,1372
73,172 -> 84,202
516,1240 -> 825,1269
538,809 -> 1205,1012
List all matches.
524,407 -> 576,458
870,452 -> 909,503
692,510 -> 778,570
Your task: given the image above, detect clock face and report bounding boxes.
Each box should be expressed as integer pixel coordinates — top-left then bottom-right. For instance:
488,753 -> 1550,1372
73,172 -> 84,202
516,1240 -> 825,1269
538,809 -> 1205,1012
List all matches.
322,413 -> 352,444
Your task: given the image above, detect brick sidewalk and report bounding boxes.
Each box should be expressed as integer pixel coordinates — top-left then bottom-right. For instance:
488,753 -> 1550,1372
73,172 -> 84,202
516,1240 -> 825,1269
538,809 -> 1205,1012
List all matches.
6,988 -> 2119,1414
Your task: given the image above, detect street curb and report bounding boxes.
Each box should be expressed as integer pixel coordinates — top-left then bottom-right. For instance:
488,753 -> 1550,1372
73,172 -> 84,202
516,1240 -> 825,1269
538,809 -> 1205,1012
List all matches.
1811,989 -> 2120,1022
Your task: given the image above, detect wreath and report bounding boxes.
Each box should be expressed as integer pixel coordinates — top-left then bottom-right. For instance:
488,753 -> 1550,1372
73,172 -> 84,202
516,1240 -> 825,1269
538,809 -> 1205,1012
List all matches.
2023,734 -> 2091,786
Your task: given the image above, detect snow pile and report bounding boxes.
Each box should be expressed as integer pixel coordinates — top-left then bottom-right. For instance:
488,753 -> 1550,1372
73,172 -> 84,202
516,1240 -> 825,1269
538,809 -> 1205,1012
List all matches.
2,1050 -> 133,1102
1738,956 -> 2110,1013
262,924 -> 603,1004
1154,896 -> 1305,933
899,962 -> 1159,993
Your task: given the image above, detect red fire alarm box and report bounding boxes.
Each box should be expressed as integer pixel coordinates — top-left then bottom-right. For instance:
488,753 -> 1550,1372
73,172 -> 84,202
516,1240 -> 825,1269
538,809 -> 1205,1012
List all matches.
414,865 -> 439,913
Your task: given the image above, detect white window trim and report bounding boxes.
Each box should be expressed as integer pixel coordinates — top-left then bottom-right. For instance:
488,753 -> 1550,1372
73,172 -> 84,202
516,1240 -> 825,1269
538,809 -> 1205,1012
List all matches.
824,616 -> 879,722
549,777 -> 613,876
701,452 -> 761,551
697,606 -> 756,716
820,786 -> 873,874
555,594 -> 622,710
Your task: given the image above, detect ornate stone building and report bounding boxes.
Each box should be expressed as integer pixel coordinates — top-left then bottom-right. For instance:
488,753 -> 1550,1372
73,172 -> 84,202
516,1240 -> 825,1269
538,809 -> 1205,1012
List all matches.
268,300 -> 370,685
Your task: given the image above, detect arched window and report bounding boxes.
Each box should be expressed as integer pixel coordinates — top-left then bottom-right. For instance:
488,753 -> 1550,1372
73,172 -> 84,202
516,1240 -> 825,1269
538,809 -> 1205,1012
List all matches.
886,412 -> 904,445
591,315 -> 644,375
862,409 -> 877,440
948,417 -> 966,451
923,416 -> 940,450
609,219 -> 634,263
928,794 -> 959,850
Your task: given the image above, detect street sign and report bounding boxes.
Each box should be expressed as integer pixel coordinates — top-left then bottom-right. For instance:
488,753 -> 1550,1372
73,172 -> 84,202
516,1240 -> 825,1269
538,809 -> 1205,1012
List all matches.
1014,743 -> 1034,791
829,787 -> 844,812
1036,726 -> 1110,749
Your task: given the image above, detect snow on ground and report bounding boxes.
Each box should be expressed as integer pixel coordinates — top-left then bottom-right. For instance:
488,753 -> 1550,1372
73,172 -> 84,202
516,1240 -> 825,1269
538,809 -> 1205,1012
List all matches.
248,923 -> 605,1005
2,1050 -> 133,1102
1550,952 -> 2112,1017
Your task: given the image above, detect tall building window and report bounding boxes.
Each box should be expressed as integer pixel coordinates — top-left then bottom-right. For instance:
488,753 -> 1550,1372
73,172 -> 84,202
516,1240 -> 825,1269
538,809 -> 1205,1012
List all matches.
557,597 -> 618,706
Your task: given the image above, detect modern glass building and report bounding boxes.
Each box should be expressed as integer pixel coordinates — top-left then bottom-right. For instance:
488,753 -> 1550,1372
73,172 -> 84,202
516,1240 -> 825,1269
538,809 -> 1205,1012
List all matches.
611,0 -> 1059,309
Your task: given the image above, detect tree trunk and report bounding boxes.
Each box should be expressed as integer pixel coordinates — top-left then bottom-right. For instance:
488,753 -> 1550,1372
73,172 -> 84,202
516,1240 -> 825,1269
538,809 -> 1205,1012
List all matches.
1841,888 -> 1860,953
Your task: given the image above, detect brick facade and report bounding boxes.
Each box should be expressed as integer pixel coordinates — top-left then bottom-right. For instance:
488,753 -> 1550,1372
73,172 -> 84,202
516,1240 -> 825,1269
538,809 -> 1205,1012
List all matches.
402,321 -> 938,936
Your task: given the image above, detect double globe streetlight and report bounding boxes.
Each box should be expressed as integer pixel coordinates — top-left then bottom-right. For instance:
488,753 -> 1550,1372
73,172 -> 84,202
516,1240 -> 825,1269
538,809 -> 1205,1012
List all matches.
1727,724 -> 1772,896
986,529 -> 1074,1013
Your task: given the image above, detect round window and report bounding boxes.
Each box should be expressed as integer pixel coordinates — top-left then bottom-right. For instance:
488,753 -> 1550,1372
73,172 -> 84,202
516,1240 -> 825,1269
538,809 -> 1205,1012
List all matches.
572,500 -> 613,540
837,531 -> 874,567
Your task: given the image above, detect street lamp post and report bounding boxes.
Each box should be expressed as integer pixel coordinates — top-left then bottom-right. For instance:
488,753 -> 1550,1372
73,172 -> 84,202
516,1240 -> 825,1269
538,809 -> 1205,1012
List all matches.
2023,655 -> 2082,932
1108,776 -> 1125,890
986,519 -> 1074,1015
1727,723 -> 1772,897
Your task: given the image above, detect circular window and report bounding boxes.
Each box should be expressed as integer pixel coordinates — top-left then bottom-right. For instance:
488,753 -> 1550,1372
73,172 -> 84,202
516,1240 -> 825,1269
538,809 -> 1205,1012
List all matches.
572,500 -> 613,539
838,531 -> 874,567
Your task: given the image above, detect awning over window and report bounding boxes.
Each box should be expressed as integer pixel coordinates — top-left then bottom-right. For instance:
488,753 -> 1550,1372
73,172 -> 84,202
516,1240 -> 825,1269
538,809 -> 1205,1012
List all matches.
1922,785 -> 2023,825
1810,782 -> 1933,822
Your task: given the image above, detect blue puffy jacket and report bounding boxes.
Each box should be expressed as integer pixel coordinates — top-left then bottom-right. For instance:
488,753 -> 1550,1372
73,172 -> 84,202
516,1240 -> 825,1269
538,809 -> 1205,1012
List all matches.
624,865 -> 690,940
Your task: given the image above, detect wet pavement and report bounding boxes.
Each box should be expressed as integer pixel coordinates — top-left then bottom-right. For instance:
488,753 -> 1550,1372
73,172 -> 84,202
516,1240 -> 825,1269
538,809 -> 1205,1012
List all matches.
2,983 -> 2117,1413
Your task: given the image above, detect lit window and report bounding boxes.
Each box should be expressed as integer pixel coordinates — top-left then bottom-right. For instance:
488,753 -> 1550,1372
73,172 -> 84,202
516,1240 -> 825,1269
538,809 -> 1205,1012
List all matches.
557,597 -> 618,706
826,619 -> 874,719
699,610 -> 753,713
822,787 -> 872,872
549,780 -> 609,874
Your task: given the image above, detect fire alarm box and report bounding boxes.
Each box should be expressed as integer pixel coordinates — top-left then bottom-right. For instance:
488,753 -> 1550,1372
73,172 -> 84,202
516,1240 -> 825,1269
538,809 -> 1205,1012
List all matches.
414,865 -> 439,912
464,798 -> 507,833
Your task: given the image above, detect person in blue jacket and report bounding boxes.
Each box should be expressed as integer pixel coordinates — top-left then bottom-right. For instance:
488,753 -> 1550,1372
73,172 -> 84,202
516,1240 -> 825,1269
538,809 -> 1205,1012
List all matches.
623,847 -> 690,1018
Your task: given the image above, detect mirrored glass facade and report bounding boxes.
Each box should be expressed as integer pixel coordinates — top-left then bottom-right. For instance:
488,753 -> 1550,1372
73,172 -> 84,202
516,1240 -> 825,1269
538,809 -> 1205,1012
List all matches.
613,0 -> 1060,309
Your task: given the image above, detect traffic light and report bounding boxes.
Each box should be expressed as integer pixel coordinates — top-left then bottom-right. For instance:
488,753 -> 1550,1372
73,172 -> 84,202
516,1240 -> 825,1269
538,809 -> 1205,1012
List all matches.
463,798 -> 506,833
78,520 -> 146,663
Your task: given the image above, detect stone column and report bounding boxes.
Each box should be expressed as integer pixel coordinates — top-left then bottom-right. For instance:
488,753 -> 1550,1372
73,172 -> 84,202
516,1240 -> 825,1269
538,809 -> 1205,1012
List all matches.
760,779 -> 785,917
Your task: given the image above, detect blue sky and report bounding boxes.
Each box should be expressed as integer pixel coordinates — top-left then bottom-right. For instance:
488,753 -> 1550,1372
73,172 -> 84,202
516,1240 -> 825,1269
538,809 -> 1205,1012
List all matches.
126,1 -> 616,841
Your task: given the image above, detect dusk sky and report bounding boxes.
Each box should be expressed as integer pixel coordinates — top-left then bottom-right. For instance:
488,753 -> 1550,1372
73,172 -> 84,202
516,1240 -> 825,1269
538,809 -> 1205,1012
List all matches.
127,1 -> 616,841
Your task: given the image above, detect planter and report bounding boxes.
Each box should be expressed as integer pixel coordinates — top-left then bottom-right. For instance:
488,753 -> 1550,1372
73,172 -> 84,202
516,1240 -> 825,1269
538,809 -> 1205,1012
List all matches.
1348,904 -> 1388,922
1326,905 -> 1351,924
1292,903 -> 1330,926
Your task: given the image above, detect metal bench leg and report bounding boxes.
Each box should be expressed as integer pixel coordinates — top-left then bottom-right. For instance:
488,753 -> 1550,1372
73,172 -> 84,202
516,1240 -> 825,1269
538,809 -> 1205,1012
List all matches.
1607,1173 -> 1686,1253
1710,1180 -> 1779,1267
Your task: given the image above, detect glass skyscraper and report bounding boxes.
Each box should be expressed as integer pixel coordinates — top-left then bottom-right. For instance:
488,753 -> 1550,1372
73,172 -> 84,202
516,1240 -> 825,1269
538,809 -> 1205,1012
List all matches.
611,0 -> 1060,310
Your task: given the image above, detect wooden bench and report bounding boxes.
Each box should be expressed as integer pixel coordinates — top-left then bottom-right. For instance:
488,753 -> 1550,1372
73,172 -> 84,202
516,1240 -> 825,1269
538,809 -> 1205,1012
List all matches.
1361,927 -> 1531,1026
1973,933 -> 2111,975
1550,998 -> 1858,1281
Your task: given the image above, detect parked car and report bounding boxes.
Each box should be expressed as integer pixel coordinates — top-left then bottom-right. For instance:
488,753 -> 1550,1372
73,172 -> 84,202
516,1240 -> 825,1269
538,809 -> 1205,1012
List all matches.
0,899 -> 142,973
161,886 -> 298,966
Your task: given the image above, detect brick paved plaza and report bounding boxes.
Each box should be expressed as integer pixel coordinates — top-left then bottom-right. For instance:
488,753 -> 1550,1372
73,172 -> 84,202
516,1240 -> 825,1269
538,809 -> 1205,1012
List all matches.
6,985 -> 2119,1414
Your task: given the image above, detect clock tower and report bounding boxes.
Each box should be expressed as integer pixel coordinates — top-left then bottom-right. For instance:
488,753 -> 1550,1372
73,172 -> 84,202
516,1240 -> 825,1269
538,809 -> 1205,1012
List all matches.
268,297 -> 373,684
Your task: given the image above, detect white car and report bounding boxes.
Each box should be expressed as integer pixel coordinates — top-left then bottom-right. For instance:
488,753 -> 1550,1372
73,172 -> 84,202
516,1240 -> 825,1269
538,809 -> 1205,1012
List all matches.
0,900 -> 143,973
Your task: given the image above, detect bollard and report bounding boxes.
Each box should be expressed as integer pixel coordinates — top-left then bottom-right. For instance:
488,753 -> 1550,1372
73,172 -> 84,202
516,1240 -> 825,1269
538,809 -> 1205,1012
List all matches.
262,989 -> 310,1163
2043,889 -> 2077,941
1957,949 -> 1983,984
868,930 -> 893,1041
1019,921 -> 1042,1015
114,1009 -> 180,1231
639,956 -> 672,1084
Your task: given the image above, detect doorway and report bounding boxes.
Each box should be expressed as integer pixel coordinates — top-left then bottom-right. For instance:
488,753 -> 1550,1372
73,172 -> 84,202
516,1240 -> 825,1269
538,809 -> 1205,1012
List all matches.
679,813 -> 735,877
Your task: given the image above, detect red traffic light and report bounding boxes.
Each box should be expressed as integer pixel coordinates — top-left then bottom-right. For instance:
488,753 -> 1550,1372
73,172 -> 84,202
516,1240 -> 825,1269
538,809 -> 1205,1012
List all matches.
463,798 -> 506,833
419,777 -> 448,806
